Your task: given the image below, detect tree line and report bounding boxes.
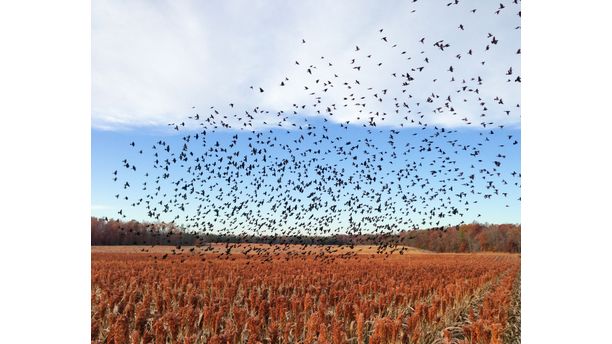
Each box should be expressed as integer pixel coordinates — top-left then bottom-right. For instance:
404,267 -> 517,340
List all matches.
91,217 -> 520,253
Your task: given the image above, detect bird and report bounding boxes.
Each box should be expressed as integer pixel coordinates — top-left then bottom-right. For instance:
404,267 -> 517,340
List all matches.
106,3 -> 521,261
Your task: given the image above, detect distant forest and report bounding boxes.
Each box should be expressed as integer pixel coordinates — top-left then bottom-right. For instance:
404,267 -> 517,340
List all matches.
91,217 -> 520,253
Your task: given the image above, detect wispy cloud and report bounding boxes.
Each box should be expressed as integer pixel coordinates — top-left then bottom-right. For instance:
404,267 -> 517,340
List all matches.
91,204 -> 113,211
93,0 -> 520,131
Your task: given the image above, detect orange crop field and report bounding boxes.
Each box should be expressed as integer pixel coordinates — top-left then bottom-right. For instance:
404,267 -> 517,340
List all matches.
91,246 -> 520,344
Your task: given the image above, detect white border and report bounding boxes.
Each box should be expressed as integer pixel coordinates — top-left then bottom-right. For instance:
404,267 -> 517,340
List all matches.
523,1 -> 612,343
0,1 -> 90,342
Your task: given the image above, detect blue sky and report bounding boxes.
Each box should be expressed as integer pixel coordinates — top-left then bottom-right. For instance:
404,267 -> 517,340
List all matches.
92,122 -> 521,233
92,0 -> 520,233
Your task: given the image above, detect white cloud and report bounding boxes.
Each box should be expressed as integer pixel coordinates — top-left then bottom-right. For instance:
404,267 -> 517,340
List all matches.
93,0 -> 520,131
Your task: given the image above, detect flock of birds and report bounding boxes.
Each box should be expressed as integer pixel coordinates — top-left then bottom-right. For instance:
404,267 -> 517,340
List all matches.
107,1 -> 521,260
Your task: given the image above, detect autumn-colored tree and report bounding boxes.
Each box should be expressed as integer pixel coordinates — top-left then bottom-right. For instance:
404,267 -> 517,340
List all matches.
91,217 -> 520,253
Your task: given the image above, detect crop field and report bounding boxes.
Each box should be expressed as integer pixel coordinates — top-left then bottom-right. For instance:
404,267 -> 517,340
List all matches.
91,244 -> 430,256
91,246 -> 520,344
